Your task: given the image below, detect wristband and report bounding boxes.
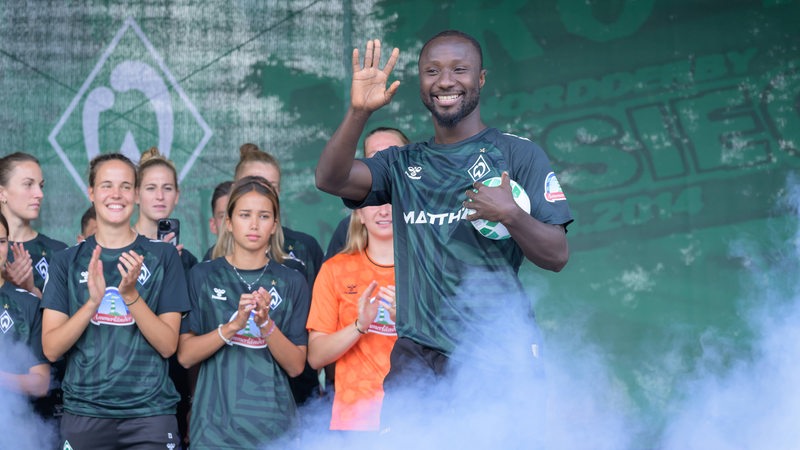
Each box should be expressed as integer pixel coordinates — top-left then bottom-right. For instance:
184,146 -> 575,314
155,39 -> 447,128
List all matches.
354,319 -> 367,335
217,324 -> 233,346
264,320 -> 276,340
125,294 -> 141,307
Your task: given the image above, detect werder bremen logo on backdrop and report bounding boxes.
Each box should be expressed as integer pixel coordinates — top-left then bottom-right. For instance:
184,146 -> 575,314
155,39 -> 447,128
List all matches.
48,17 -> 212,195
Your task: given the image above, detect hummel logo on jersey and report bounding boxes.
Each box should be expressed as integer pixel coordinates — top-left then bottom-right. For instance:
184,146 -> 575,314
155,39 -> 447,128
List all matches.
468,154 -> 491,182
405,166 -> 423,180
138,263 -> 151,285
211,288 -> 227,301
79,271 -> 89,283
268,286 -> 283,309
35,257 -> 49,280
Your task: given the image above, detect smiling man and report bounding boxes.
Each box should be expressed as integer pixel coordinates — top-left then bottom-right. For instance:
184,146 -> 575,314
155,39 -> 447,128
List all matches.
316,30 -> 573,430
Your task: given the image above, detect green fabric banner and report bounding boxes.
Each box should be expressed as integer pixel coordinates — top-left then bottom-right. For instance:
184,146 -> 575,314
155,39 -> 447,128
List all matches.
2,1 -> 799,446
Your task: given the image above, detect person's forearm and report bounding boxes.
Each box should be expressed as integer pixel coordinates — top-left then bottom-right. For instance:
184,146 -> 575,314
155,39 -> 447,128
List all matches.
177,329 -> 228,368
505,209 -> 569,272
264,324 -> 307,377
0,365 -> 50,397
42,303 -> 97,362
316,108 -> 371,197
307,325 -> 363,370
128,299 -> 181,358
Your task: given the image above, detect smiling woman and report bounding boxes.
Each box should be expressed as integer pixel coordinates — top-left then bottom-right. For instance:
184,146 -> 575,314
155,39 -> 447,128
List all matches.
40,153 -> 190,450
132,147 -> 198,448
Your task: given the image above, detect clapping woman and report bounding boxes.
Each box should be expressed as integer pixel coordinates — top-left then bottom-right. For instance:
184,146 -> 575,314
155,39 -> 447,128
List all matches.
306,203 -> 397,432
0,152 -> 67,298
177,176 -> 310,449
41,153 -> 189,449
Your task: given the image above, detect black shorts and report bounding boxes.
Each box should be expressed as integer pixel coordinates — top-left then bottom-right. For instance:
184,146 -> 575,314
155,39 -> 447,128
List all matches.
59,413 -> 180,450
380,338 -> 450,431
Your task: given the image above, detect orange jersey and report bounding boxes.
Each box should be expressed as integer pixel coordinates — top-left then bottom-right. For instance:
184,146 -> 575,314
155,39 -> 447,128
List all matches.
307,251 -> 397,430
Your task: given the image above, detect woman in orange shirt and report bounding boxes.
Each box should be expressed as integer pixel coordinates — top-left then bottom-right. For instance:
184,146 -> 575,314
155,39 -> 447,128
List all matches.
306,203 -> 397,431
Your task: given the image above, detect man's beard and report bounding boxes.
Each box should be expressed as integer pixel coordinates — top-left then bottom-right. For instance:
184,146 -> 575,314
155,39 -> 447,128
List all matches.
423,90 -> 480,129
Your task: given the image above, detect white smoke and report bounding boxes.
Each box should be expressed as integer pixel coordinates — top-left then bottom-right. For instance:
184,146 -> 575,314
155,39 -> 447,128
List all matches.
661,177 -> 800,450
278,272 -> 633,449
274,176 -> 800,449
0,339 -> 57,449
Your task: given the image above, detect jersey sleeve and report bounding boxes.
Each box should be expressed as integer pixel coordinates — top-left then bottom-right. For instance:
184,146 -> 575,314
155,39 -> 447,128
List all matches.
324,216 -> 350,261
181,249 -> 199,273
343,152 -> 394,208
24,296 -> 49,366
184,264 -> 208,335
155,246 -> 191,315
40,249 -> 70,315
306,259 -> 340,335
510,138 -> 573,228
280,272 -> 310,347
306,236 -> 324,286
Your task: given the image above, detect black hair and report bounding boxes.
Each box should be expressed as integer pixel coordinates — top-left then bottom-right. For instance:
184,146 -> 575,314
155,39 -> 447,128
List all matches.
419,30 -> 483,69
80,205 -> 96,235
211,180 -> 234,211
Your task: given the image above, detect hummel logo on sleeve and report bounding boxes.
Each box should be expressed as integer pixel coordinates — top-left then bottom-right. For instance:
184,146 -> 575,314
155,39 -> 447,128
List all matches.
211,288 -> 227,301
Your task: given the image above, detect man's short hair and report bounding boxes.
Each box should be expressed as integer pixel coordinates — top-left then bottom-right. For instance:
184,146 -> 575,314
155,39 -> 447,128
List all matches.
211,180 -> 234,211
419,30 -> 483,69
80,205 -> 96,235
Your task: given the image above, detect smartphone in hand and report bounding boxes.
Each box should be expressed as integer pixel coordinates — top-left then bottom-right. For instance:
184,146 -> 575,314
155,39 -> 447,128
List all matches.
157,218 -> 180,246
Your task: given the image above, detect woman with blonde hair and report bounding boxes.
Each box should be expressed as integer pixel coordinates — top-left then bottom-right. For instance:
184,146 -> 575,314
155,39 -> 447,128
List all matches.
306,202 -> 397,431
132,146 -> 197,448
133,147 -> 198,271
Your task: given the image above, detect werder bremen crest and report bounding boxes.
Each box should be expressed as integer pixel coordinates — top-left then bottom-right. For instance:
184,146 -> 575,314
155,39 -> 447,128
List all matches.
48,17 -> 212,197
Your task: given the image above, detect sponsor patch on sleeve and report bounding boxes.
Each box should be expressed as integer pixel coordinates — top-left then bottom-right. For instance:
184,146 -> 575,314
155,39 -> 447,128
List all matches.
544,172 -> 567,202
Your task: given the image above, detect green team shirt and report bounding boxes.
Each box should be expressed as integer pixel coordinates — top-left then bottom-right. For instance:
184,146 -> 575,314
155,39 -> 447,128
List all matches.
8,233 -> 68,292
184,257 -> 310,450
41,235 -> 190,418
203,227 -> 322,289
348,128 -> 573,355
0,283 -> 47,376
282,225 -> 323,288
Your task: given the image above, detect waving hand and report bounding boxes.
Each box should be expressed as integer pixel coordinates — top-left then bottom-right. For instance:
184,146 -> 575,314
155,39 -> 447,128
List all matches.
351,39 -> 400,113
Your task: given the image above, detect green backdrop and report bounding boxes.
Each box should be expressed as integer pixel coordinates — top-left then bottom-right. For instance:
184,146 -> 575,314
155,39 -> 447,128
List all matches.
2,0 -> 799,447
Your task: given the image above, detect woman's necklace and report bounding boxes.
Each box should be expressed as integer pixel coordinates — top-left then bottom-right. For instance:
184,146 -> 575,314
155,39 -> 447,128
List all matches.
231,262 -> 268,292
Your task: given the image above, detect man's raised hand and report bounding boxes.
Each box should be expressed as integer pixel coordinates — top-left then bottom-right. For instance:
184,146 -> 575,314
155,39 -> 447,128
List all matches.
351,39 -> 400,113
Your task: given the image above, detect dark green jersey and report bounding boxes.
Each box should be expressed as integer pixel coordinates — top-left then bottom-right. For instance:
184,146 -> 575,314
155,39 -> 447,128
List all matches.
205,227 -> 322,290
0,283 -> 47,375
282,225 -> 323,288
185,257 -> 310,450
180,248 -> 199,272
8,233 -> 68,292
349,128 -> 573,355
41,235 -> 190,418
